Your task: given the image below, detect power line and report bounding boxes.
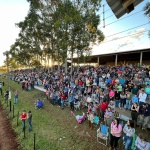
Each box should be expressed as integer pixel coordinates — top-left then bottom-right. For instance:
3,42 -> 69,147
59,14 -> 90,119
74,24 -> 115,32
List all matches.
106,22 -> 149,38
99,10 -> 143,28
99,8 -> 111,15
100,30 -> 149,44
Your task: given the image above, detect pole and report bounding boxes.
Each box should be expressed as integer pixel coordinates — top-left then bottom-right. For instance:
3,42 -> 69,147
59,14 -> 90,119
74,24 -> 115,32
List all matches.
103,5 -> 105,28
140,51 -> 143,66
13,105 -> 14,118
115,54 -> 118,66
10,100 -> 12,112
23,120 -> 26,138
34,133 -> 36,150
17,111 -> 19,126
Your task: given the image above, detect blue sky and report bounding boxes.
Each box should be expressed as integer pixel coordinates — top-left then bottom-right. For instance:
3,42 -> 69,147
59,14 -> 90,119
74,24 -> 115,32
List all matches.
0,0 -> 149,65
92,0 -> 150,55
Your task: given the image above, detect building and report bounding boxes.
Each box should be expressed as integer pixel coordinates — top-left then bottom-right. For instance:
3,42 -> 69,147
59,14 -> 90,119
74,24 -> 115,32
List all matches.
83,48 -> 150,66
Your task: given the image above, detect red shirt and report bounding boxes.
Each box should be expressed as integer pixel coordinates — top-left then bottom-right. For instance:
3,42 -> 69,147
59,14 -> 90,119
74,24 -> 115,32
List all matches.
21,113 -> 27,121
61,94 -> 66,100
78,80 -> 83,86
100,102 -> 108,111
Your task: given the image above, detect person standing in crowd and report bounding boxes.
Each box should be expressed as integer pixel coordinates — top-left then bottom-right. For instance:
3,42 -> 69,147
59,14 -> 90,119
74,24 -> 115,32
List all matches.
104,107 -> 113,126
61,92 -> 66,110
120,91 -> 126,109
87,111 -> 94,129
20,110 -> 27,132
14,90 -> 18,104
132,95 -> 139,104
132,85 -> 139,95
126,90 -> 132,110
100,99 -> 108,120
115,88 -> 120,107
0,82 -> 2,96
69,93 -> 74,111
138,103 -> 150,130
123,120 -> 135,150
27,111 -> 32,132
131,102 -> 139,127
108,100 -> 115,113
109,118 -> 122,150
139,89 -> 147,106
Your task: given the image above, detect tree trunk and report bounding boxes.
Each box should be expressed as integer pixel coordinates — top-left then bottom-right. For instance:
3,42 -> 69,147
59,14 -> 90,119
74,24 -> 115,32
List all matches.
77,52 -> 79,73
65,57 -> 67,74
57,50 -> 60,73
48,55 -> 50,73
71,51 -> 73,77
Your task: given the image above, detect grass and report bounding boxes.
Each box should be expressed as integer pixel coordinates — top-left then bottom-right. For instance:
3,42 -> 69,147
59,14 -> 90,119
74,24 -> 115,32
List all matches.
0,76 -> 149,150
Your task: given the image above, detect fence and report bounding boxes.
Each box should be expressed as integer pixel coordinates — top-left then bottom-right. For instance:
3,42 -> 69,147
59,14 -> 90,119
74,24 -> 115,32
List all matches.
0,93 -> 36,150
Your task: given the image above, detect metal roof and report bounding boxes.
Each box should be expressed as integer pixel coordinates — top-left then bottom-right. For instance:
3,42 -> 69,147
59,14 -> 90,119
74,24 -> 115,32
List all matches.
106,0 -> 144,18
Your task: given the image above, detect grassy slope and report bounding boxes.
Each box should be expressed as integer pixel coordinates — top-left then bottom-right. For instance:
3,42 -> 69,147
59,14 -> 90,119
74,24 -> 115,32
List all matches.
0,77 -> 149,150
1,77 -> 103,150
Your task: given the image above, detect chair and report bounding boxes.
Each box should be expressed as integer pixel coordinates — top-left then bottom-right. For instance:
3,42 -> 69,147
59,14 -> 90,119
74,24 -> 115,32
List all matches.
114,111 -> 120,118
93,116 -> 99,126
131,134 -> 137,150
97,124 -> 109,146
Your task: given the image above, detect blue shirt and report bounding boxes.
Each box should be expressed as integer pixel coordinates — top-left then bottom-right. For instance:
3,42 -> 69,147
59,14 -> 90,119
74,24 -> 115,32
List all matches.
69,95 -> 74,103
132,96 -> 139,103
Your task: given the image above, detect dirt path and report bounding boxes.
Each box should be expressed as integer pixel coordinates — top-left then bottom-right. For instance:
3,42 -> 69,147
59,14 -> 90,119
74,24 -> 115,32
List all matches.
0,104 -> 19,150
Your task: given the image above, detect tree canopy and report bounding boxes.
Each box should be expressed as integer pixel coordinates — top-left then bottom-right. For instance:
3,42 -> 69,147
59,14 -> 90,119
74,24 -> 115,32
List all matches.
8,0 -> 105,71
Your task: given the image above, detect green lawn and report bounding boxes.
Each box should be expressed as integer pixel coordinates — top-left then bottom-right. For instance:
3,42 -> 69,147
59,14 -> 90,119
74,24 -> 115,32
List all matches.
0,77 -> 149,150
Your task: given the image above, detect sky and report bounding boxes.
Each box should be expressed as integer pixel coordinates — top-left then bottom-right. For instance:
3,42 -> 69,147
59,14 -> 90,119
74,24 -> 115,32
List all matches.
0,0 -> 150,66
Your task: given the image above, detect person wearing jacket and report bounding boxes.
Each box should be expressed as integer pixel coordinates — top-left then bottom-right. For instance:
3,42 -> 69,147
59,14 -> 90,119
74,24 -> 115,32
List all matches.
138,103 -> 150,130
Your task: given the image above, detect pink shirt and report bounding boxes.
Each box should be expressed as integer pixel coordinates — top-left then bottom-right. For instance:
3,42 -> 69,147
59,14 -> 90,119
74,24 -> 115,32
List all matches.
111,122 -> 122,137
109,90 -> 115,97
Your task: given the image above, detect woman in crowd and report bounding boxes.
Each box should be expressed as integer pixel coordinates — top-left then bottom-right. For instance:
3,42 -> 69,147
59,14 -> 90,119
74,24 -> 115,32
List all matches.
109,118 -> 122,150
123,120 -> 135,150
104,107 -> 113,126
131,102 -> 139,127
119,91 -> 126,109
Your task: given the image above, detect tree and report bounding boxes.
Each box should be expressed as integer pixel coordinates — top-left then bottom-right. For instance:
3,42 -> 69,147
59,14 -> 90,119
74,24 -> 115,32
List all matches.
9,0 -> 105,71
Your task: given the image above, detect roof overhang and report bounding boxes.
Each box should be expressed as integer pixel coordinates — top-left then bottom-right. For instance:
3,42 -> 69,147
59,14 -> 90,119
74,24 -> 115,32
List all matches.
106,0 -> 144,19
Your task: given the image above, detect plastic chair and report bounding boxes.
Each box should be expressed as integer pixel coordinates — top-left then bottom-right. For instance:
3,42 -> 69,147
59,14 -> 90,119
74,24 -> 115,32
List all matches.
97,124 -> 109,146
114,111 -> 120,118
131,134 -> 137,150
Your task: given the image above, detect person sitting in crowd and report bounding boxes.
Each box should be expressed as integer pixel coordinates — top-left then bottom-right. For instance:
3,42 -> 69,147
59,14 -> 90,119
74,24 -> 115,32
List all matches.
135,133 -> 149,150
35,99 -> 44,109
123,120 -> 135,150
138,103 -> 150,130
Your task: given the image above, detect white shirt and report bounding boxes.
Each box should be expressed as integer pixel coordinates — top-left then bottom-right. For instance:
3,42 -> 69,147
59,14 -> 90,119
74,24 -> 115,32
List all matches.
139,93 -> 147,103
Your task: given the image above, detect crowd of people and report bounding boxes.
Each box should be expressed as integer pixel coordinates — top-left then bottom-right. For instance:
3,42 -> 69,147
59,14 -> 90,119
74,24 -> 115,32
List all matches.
10,64 -> 150,150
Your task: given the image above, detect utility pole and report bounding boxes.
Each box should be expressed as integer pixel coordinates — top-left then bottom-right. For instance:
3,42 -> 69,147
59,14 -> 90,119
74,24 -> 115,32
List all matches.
6,51 -> 11,99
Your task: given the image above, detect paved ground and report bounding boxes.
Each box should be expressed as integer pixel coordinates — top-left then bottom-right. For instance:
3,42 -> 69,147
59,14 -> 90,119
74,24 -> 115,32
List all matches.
0,104 -> 19,150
